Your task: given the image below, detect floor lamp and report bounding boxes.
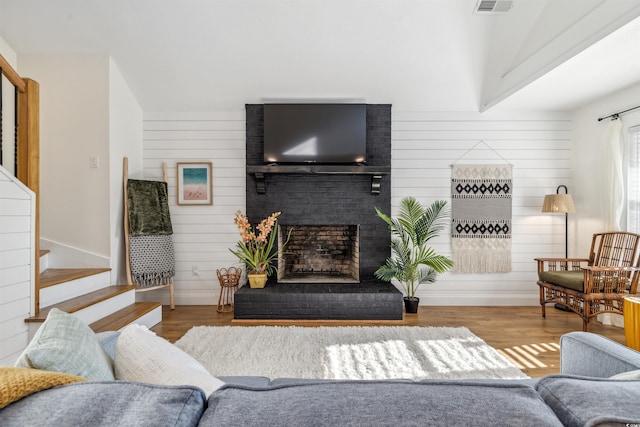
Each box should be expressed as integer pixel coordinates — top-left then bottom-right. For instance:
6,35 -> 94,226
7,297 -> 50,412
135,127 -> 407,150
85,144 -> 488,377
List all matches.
542,185 -> 576,312
542,185 -> 576,258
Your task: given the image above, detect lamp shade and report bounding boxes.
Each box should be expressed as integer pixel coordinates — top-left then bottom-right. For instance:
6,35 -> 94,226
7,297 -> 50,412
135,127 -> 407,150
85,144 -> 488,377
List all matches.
541,194 -> 575,213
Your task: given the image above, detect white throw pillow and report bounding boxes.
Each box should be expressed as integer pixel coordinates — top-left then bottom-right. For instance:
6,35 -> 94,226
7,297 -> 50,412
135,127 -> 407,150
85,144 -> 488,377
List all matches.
610,369 -> 640,380
114,324 -> 223,396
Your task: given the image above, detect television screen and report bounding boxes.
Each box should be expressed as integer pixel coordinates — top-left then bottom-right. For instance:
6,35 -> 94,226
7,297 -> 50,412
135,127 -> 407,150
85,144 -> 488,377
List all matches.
263,104 -> 366,164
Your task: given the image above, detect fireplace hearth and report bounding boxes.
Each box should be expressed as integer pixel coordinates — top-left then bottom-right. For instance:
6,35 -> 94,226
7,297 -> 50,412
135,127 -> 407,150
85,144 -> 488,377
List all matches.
234,280 -> 403,320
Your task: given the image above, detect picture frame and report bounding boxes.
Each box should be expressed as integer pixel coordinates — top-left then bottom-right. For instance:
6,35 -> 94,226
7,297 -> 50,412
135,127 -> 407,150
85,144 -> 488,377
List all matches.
177,162 -> 213,205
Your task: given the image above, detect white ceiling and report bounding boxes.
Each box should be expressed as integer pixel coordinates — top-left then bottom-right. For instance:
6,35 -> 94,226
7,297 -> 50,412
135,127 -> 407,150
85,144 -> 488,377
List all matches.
0,0 -> 638,113
493,14 -> 640,112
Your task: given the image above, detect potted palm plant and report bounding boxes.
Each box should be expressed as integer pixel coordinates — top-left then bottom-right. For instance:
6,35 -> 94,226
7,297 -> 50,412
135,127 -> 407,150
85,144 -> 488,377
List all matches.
375,197 -> 454,313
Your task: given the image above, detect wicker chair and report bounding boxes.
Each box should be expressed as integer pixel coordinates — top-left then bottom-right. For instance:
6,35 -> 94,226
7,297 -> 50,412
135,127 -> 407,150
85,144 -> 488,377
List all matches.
536,231 -> 640,331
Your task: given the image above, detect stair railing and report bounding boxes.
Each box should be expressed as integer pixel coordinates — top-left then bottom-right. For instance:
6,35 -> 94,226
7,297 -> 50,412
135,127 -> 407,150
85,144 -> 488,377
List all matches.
1,53 -> 41,314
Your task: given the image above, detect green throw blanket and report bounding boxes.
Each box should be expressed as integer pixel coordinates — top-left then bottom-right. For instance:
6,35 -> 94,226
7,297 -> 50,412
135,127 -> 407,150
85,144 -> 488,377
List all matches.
127,179 -> 173,236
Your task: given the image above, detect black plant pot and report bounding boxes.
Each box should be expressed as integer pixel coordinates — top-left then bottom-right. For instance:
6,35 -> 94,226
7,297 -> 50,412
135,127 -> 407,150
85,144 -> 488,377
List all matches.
403,297 -> 419,314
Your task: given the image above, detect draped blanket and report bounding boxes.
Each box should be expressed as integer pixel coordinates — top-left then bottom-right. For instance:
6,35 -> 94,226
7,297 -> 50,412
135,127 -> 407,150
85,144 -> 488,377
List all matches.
451,165 -> 512,273
127,180 -> 173,236
129,235 -> 175,287
127,179 -> 175,287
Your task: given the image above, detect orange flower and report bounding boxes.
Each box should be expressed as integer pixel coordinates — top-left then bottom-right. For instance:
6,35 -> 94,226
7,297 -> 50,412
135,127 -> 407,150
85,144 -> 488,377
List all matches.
230,210 -> 287,275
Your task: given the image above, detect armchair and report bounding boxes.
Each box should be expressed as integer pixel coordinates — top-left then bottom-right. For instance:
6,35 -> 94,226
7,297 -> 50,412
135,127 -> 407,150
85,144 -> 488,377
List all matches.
536,231 -> 640,331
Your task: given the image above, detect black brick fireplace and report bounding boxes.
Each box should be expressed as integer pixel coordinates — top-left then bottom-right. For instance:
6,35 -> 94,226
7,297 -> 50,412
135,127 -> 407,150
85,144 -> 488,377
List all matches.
234,104 -> 403,320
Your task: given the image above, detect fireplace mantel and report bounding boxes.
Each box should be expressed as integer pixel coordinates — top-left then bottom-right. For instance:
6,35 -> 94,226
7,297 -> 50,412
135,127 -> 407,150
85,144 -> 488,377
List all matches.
247,165 -> 391,194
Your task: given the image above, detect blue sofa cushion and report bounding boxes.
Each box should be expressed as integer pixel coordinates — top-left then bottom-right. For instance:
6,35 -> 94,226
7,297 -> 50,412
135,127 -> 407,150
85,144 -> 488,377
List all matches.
536,375 -> 640,426
202,380 -> 563,426
217,376 -> 271,388
0,381 -> 206,427
96,331 -> 120,361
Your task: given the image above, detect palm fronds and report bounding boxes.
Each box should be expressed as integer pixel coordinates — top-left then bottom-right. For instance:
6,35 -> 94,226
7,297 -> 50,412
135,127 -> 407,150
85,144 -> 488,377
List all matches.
375,197 -> 454,298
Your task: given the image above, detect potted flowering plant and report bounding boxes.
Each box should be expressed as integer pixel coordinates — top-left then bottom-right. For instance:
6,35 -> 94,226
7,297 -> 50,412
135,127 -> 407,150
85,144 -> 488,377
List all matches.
230,210 -> 288,288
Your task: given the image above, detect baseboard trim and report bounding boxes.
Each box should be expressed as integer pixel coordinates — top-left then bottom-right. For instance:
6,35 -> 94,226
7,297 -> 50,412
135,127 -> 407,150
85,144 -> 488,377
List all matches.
40,238 -> 110,269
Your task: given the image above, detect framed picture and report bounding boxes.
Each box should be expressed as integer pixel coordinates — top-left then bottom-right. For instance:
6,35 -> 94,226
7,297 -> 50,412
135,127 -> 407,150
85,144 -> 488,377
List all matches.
177,162 -> 213,205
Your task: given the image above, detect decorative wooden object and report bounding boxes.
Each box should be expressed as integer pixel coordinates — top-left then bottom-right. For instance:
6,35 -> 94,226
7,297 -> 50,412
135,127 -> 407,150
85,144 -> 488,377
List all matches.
216,267 -> 241,312
624,297 -> 640,351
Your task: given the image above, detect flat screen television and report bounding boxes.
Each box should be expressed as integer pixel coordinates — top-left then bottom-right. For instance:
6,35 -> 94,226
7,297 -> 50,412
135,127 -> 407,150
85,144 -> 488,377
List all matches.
263,103 -> 367,164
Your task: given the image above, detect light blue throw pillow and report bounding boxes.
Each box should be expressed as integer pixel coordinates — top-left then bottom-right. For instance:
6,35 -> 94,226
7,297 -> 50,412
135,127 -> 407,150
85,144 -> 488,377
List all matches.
15,308 -> 115,381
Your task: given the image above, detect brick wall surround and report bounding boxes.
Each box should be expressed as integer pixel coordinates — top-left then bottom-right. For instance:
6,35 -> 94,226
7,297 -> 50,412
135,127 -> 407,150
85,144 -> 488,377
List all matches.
245,104 -> 392,281
237,104 -> 402,320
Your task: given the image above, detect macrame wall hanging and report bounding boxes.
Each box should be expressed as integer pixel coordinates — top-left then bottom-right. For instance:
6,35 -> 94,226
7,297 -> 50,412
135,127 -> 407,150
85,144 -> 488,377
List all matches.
450,141 -> 512,273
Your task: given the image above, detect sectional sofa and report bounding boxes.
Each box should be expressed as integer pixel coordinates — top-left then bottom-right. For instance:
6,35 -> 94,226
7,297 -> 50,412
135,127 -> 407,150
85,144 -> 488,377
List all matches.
1,309 -> 639,426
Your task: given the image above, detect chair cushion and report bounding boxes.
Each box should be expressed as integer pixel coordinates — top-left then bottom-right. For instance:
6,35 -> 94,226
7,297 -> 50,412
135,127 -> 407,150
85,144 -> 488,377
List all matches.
538,270 -> 584,292
536,375 -> 640,426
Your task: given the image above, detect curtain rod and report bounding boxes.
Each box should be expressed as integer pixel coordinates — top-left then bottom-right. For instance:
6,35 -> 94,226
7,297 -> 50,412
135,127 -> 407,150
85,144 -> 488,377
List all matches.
597,104 -> 640,121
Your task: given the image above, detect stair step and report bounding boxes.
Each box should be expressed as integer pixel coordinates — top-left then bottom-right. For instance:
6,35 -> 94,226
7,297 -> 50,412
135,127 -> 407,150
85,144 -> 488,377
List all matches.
39,250 -> 51,273
90,302 -> 163,333
26,285 -> 137,323
40,268 -> 111,289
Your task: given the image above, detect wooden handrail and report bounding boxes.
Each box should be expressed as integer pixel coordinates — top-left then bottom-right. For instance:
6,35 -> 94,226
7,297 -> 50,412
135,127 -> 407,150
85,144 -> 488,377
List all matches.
0,53 -> 25,92
1,56 -> 40,313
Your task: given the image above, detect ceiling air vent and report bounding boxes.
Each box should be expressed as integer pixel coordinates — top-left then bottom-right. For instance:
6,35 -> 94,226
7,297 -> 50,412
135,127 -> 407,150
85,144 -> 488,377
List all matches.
474,0 -> 514,14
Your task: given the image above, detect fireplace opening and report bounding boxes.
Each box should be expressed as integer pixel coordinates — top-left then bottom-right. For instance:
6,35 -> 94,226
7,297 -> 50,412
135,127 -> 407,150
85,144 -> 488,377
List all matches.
278,224 -> 359,283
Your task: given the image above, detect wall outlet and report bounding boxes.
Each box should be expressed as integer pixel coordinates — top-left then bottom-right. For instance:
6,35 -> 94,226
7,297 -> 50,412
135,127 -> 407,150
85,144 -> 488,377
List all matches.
89,155 -> 100,168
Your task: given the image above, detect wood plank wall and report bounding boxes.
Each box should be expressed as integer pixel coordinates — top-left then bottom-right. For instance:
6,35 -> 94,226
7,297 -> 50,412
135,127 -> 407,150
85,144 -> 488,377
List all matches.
0,166 -> 35,364
392,111 -> 571,305
143,110 -> 571,306
143,112 -> 246,305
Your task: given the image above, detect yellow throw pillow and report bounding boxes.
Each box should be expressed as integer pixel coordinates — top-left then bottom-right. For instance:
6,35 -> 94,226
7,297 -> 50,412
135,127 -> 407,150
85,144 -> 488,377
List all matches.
0,366 -> 86,409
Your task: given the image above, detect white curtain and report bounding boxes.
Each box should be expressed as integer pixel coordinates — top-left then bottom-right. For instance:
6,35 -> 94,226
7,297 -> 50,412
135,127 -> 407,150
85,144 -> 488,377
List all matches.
602,119 -> 625,231
599,119 -> 626,327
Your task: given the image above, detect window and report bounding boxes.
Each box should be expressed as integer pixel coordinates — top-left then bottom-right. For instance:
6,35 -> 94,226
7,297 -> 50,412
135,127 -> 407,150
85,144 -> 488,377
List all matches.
629,125 -> 640,233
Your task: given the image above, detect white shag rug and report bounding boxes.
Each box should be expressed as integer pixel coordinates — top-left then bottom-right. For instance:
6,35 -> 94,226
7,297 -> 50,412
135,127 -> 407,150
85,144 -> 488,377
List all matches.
175,326 -> 527,380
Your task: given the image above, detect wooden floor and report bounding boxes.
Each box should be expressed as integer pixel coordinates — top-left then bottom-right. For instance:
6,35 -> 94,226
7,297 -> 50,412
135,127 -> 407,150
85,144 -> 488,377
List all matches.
151,305 -> 627,378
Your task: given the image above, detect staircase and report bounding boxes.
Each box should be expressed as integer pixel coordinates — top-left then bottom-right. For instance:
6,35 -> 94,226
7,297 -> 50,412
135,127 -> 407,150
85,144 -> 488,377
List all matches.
25,250 -> 163,338
0,62 -> 162,346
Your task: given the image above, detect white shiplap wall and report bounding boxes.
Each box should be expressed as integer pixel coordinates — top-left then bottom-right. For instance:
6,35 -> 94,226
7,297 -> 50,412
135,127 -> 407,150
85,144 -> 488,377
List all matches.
143,112 -> 246,305
143,110 -> 571,306
0,165 -> 35,365
393,111 -> 571,305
